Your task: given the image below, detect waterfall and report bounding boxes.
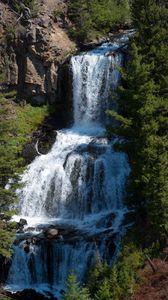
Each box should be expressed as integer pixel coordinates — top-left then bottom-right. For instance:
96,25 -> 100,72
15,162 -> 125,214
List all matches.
71,52 -> 122,128
5,33 -> 131,298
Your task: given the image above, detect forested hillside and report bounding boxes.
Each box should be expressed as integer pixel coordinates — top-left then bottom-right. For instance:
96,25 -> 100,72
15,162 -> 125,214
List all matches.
68,0 -> 130,42
109,0 -> 168,244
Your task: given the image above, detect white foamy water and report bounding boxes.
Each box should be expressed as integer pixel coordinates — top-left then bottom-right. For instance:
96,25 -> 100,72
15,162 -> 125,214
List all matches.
6,32 -> 131,297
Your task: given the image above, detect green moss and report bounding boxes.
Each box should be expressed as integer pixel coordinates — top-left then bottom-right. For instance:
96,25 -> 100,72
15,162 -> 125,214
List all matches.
10,104 -> 48,148
0,92 -> 49,257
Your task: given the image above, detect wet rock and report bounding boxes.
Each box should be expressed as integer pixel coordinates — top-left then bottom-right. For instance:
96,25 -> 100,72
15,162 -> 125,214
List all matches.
22,143 -> 37,163
31,237 -> 38,244
57,234 -> 64,241
106,213 -> 116,228
23,239 -> 32,253
79,37 -> 110,51
16,228 -> 24,234
87,143 -> 107,156
122,211 -> 135,226
45,228 -> 59,239
17,218 -> 28,231
6,289 -> 58,300
106,237 -> 116,256
31,95 -> 46,106
96,213 -> 115,229
23,242 -> 30,253
37,131 -> 56,155
26,227 -> 35,232
19,218 -> 28,226
27,238 -> 32,244
70,158 -> 81,187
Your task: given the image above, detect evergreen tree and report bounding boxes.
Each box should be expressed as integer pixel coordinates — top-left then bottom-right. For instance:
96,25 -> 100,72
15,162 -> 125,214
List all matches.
63,274 -> 90,300
108,0 -> 168,243
68,0 -> 130,42
87,261 -> 110,297
95,266 -> 121,300
95,279 -> 112,300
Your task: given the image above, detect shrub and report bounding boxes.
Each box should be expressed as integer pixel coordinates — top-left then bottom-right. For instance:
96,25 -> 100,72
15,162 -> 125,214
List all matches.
68,0 -> 130,42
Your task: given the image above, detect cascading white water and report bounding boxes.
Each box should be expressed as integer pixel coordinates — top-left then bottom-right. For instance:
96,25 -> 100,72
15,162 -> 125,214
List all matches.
72,52 -> 122,128
5,33 -> 132,298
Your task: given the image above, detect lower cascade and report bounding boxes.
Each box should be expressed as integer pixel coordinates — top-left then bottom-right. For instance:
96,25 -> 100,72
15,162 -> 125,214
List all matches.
5,33 -> 131,298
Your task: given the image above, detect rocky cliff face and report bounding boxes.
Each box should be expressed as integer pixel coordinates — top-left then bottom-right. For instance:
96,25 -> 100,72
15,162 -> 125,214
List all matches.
0,0 -> 75,105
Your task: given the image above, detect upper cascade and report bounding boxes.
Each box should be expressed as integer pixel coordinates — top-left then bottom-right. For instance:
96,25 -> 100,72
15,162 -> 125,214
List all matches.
71,31 -> 133,130
71,52 -> 122,129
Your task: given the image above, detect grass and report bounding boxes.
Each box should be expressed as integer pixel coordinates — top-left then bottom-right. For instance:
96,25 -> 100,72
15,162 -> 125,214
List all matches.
0,93 -> 49,158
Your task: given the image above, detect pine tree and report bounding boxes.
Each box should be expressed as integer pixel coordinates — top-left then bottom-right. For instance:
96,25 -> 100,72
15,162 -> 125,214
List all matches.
108,0 -> 168,243
68,0 -> 130,42
95,279 -> 112,300
87,261 -> 110,297
63,274 -> 90,300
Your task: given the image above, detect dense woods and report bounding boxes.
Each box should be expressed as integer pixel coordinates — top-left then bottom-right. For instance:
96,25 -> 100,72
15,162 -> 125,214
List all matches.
68,0 -> 130,42
109,0 -> 168,244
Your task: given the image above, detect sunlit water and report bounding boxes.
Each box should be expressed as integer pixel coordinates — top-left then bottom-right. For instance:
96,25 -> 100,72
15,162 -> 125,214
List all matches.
5,31 -> 133,298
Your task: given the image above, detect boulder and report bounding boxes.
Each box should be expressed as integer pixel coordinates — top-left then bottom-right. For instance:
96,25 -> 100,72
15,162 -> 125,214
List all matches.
23,243 -> 30,253
45,228 -> 59,239
22,143 -> 37,163
19,218 -> 28,226
5,289 -> 58,300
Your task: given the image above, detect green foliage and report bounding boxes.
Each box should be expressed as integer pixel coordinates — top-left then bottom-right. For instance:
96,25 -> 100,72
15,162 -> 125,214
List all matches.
0,92 -> 48,257
0,72 -> 7,84
4,26 -> 17,40
8,0 -> 38,15
87,243 -> 143,300
95,279 -> 114,300
0,221 -> 16,258
63,274 -> 90,300
68,0 -> 130,42
87,261 -> 110,296
108,1 -> 168,244
0,293 -> 13,300
144,240 -> 160,259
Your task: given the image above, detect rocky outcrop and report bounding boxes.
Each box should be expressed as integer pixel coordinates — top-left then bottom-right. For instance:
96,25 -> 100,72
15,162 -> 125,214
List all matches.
0,0 -> 75,105
4,289 -> 58,300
